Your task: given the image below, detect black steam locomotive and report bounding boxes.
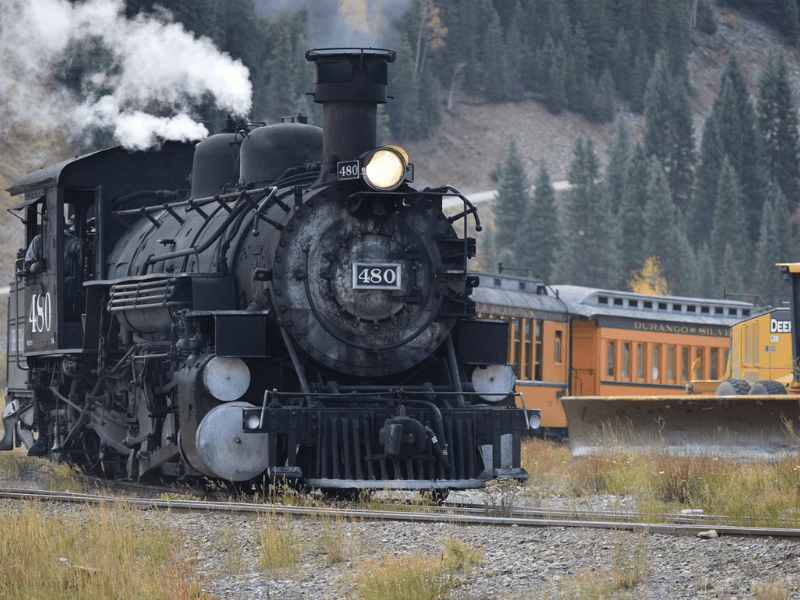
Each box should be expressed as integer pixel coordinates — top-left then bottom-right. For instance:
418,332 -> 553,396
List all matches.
2,49 -> 538,492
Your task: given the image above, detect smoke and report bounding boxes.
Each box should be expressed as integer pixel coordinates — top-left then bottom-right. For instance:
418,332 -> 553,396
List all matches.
253,0 -> 411,49
0,0 -> 252,150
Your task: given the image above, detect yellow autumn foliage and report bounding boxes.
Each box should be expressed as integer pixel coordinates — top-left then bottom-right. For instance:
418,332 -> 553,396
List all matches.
627,256 -> 670,295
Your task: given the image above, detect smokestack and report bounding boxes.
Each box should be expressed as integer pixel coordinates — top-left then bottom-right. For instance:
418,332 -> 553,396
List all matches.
305,48 -> 396,186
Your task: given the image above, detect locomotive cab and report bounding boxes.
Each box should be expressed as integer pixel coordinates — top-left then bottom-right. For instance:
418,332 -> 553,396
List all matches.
12,189 -> 91,351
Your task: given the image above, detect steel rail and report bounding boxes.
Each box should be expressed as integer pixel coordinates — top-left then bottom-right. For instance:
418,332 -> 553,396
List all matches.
2,487 -> 799,541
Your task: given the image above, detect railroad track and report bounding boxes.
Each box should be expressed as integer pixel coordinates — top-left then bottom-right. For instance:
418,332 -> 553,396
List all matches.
3,486 -> 799,542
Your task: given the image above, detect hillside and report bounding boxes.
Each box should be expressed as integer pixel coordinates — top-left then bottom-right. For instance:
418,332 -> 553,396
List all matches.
404,5 -> 800,196
2,5 -> 800,284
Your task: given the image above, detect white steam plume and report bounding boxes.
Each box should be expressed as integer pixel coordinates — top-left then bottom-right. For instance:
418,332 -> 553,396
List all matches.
0,0 -> 252,150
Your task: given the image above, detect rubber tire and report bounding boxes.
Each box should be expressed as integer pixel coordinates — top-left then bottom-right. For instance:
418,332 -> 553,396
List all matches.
715,378 -> 751,396
749,380 -> 787,395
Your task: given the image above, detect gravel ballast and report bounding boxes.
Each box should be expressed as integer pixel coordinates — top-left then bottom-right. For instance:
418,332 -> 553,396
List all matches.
4,462 -> 800,600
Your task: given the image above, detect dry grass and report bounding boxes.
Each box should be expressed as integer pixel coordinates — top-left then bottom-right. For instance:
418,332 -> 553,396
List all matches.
521,438 -> 800,528
256,514 -> 306,572
754,579 -> 792,600
347,538 -> 482,600
316,513 -> 363,565
348,552 -> 449,599
0,501 -> 209,600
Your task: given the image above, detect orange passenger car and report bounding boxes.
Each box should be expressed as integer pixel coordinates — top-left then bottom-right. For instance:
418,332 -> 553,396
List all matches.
471,273 -> 754,438
472,273 -> 570,437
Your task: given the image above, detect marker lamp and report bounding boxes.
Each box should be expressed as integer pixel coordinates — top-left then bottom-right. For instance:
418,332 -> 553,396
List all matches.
245,412 -> 262,431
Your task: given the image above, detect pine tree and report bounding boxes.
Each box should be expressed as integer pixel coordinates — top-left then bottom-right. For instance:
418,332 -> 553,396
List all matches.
618,142 -> 649,278
506,2 -> 527,100
719,243 -> 745,297
482,9 -> 508,101
642,0 -> 667,57
643,52 -> 673,164
612,33 -> 633,99
664,0 -> 692,83
591,68 -> 616,122
757,52 -> 800,209
755,182 -> 794,306
452,0 -> 484,95
709,155 -> 748,271
387,34 -> 421,142
713,54 -> 767,242
672,212 -> 699,297
694,242 -> 716,298
552,136 -> 607,286
604,118 -> 630,215
629,46 -> 652,113
263,27 -> 302,122
642,157 -> 680,288
689,113 -> 723,246
579,0 -> 615,77
772,180 -> 794,262
218,0 -> 262,74
566,22 -> 591,114
546,41 -> 568,114
492,138 -> 531,265
755,192 -> 780,305
595,184 -> 624,288
761,0 -> 800,44
643,51 -> 694,210
667,76 -> 696,209
517,161 -> 559,280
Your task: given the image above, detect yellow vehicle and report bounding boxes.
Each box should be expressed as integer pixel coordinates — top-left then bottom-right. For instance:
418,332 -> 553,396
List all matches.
730,306 -> 793,385
563,265 -> 800,459
686,306 -> 793,395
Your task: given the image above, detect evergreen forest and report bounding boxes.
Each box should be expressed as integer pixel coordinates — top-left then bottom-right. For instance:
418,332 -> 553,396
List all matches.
7,0 -> 800,308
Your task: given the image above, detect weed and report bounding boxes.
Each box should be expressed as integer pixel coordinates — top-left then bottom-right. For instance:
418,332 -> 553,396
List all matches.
160,492 -> 202,502
650,454 -> 721,504
256,515 -> 305,571
220,527 -> 247,576
545,535 -> 648,599
441,537 -> 483,579
41,459 -> 84,492
350,552 -> 450,600
0,501 -> 209,599
754,578 -> 791,600
317,513 -> 361,565
481,478 -> 518,516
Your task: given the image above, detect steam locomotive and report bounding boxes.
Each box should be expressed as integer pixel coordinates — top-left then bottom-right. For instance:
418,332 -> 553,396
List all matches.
2,48 -> 538,492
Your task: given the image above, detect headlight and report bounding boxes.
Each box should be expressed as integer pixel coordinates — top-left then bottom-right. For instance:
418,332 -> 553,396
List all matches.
363,146 -> 407,191
471,364 -> 515,403
527,410 -> 541,430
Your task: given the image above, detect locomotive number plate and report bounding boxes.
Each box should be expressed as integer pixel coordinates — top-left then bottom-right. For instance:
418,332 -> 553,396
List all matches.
352,263 -> 402,290
337,160 -> 361,180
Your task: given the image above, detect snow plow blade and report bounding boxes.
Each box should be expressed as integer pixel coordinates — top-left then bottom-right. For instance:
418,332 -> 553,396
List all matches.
563,395 -> 800,461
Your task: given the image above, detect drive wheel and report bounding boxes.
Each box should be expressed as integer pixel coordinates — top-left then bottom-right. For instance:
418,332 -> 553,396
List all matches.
715,378 -> 751,396
66,429 -> 103,475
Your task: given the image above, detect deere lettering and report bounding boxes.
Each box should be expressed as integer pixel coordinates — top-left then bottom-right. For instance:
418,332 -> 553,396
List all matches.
771,319 -> 792,333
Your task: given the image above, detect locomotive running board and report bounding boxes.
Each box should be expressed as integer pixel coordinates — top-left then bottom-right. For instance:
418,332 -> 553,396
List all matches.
563,395 -> 800,461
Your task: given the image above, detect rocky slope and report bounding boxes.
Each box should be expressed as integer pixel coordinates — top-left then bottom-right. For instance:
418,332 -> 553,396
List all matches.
404,5 -> 800,196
